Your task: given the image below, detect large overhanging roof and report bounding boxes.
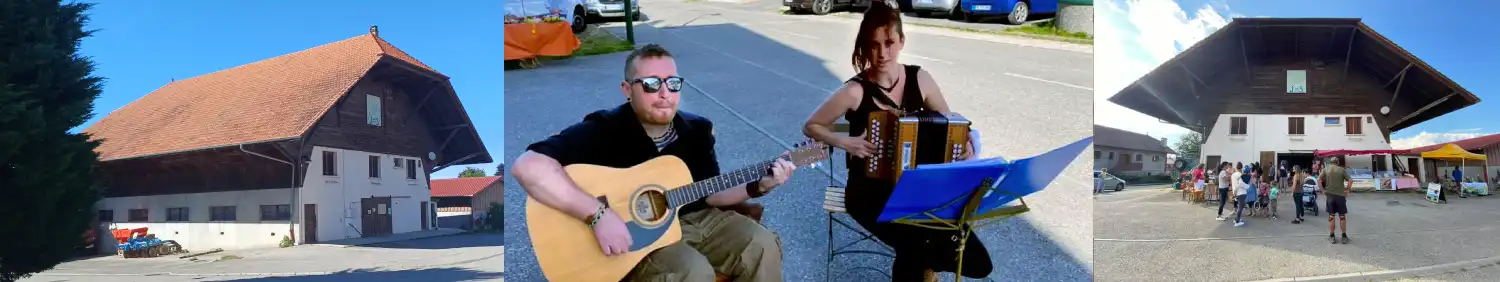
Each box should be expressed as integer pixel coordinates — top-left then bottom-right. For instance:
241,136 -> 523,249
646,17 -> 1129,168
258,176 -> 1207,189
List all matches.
1108,18 -> 1480,133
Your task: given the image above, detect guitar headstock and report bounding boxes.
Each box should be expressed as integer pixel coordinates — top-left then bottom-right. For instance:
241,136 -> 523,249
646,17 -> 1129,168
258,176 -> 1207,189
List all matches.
787,139 -> 831,167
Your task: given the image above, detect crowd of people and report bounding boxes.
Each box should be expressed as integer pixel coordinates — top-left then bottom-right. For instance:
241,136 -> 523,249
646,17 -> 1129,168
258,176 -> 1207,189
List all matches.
1188,158 -> 1356,244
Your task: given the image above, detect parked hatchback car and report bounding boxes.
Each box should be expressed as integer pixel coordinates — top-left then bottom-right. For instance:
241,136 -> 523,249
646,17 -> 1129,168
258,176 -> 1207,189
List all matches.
1096,170 -> 1127,192
952,0 -> 1056,24
585,0 -> 640,20
785,0 -> 858,15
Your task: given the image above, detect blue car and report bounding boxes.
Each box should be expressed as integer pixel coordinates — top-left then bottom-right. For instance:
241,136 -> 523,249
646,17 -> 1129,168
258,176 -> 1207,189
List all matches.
959,0 -> 1056,25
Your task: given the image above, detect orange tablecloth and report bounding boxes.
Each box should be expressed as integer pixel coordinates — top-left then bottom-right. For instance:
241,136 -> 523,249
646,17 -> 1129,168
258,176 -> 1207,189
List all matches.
504,22 -> 581,60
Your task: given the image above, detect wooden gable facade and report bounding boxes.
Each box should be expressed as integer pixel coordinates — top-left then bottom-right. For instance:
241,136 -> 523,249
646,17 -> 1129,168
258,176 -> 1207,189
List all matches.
1109,18 -> 1480,141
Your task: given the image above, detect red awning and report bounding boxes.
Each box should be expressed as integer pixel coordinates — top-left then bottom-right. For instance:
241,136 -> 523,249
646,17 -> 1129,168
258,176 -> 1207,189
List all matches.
1313,149 -> 1412,157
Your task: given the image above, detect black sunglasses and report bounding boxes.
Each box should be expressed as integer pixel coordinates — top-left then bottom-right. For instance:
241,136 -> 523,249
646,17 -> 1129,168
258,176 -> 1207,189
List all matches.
629,76 -> 685,93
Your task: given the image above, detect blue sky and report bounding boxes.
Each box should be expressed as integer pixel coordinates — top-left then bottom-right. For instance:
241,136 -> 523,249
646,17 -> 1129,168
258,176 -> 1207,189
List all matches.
75,0 -> 504,179
1097,0 -> 1500,149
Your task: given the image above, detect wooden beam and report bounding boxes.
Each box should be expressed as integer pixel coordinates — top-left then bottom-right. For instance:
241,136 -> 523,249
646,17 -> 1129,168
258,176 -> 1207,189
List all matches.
432,152 -> 483,174
1384,62 -> 1414,88
414,87 -> 441,112
1240,28 -> 1253,83
435,127 -> 462,156
1342,27 -> 1356,83
1386,62 -> 1413,106
430,124 -> 470,131
1175,63 -> 1202,99
1390,92 -> 1457,129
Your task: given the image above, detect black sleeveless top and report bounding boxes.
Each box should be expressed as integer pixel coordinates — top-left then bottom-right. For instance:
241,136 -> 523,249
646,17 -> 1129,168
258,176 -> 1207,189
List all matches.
843,64 -> 926,219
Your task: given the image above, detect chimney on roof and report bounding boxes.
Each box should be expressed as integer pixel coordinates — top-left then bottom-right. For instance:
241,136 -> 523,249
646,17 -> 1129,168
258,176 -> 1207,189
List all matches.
370,25 -> 379,37
1161,137 -> 1168,147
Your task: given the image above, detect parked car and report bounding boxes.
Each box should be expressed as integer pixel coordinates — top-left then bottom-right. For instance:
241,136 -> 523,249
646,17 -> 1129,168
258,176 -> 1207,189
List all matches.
954,0 -> 1057,25
584,0 -> 640,20
785,0 -> 858,15
1096,170 -> 1127,192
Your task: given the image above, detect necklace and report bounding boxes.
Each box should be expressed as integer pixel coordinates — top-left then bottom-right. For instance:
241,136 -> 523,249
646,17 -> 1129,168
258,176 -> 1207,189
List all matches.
875,67 -> 903,92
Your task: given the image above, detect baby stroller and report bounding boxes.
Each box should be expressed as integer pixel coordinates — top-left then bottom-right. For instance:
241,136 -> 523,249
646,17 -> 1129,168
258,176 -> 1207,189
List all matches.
1302,178 -> 1320,216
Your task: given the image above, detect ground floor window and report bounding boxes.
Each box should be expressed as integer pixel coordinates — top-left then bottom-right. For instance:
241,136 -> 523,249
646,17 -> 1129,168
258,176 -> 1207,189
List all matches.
128,209 -> 148,222
211,206 -> 237,221
260,204 -> 291,221
97,210 -> 113,222
167,207 -> 189,222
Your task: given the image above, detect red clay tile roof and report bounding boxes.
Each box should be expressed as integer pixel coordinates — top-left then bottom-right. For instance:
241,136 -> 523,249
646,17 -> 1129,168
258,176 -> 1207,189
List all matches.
84,33 -> 440,161
430,176 -> 501,197
1405,133 -> 1500,152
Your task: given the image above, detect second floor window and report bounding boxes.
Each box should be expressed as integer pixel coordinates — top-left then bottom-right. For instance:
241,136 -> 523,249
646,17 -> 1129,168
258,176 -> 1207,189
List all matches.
1230,117 -> 1248,135
1288,117 -> 1305,135
1346,117 -> 1363,135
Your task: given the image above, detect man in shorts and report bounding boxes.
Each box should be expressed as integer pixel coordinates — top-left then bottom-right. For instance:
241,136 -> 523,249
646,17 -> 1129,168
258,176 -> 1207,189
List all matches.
1319,157 -> 1354,244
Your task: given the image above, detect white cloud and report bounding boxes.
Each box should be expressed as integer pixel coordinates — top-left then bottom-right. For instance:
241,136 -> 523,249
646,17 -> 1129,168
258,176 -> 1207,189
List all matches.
1096,0 -> 1232,144
1390,131 -> 1494,149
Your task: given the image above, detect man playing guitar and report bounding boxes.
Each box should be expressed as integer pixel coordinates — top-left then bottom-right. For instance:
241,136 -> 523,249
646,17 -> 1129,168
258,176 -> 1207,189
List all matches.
512,43 -> 794,282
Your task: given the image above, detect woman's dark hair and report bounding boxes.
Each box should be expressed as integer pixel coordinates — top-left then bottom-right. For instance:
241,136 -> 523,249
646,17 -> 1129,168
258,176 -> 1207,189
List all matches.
851,0 -> 905,80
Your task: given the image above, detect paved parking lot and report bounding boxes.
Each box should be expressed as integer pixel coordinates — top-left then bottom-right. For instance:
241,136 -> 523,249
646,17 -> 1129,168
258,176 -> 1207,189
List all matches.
1096,189 -> 1500,281
22,233 -> 504,282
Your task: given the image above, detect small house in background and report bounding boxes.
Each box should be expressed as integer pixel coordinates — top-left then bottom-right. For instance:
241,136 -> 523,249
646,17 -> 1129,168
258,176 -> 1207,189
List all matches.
1093,125 -> 1176,176
430,175 -> 504,230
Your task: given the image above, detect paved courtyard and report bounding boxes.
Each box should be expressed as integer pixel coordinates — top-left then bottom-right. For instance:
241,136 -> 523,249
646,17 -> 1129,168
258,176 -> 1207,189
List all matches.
1096,186 -> 1500,282
504,0 -> 1093,280
21,232 -> 504,282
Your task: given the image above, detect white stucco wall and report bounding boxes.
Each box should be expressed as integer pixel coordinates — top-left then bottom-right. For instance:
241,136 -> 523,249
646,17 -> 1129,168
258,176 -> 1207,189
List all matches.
1201,114 -> 1390,169
97,147 -> 438,250
300,146 -> 434,243
97,188 -> 300,251
1093,147 -> 1168,175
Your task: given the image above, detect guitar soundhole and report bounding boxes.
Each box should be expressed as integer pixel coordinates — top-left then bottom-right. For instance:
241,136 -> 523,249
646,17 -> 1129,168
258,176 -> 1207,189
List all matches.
633,190 -> 669,222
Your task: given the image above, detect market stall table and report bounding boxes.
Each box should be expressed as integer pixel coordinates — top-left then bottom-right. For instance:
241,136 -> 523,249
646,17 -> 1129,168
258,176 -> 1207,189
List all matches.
504,22 -> 581,67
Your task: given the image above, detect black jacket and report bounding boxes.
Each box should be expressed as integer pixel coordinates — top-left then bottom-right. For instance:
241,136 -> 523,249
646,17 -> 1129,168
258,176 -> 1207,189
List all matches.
526,103 -> 720,214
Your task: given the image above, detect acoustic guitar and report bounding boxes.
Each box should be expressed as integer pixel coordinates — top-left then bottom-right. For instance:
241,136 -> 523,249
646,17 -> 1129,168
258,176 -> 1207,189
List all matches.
525,140 -> 830,281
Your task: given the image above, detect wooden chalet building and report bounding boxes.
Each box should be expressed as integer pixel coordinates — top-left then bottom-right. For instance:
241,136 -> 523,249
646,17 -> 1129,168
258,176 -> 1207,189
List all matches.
84,26 -> 491,250
1109,18 -> 1480,171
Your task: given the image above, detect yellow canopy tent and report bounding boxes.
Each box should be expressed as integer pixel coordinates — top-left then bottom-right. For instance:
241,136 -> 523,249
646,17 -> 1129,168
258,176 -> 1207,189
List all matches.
1420,144 -> 1488,197
1419,144 -> 1488,162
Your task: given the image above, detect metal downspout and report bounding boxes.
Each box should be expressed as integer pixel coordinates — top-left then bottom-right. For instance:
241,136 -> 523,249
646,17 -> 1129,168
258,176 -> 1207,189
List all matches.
240,143 -> 298,243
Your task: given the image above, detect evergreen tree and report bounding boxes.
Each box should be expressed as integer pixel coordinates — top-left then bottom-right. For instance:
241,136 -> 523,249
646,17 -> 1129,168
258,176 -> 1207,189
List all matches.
494,163 -> 504,176
0,1 -> 106,280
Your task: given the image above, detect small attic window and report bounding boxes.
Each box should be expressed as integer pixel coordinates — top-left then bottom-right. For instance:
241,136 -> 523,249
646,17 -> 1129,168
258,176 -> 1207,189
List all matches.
367,94 -> 382,126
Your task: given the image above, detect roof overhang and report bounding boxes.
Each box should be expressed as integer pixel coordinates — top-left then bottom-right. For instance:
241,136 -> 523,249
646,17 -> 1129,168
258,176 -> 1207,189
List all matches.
1108,18 -> 1480,134
365,57 -> 493,166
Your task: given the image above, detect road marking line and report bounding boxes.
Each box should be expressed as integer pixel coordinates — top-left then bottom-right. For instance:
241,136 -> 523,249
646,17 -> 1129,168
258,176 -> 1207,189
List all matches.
1095,224 -> 1500,242
1004,73 -> 1093,91
769,28 -> 819,40
1242,255 -> 1500,282
905,54 -> 952,64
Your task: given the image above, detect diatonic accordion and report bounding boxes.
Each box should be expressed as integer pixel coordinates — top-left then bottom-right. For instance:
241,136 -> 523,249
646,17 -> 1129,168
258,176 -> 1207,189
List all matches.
864,110 -> 972,182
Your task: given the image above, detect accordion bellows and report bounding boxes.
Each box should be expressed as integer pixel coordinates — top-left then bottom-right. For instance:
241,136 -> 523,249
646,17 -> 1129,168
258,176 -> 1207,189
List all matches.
864,110 -> 971,182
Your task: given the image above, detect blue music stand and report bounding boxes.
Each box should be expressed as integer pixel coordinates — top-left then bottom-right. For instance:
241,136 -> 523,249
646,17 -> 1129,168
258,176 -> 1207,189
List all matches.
876,137 -> 1093,281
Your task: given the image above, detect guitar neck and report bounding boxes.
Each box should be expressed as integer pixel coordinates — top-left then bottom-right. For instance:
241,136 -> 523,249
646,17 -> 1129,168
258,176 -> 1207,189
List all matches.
665,159 -> 775,207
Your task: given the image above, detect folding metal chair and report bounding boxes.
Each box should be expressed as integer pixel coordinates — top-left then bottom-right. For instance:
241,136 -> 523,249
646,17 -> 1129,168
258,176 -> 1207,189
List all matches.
824,123 -> 895,281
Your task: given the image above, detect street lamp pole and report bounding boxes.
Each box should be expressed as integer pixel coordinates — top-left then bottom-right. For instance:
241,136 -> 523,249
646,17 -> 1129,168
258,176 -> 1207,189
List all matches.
624,0 -> 636,45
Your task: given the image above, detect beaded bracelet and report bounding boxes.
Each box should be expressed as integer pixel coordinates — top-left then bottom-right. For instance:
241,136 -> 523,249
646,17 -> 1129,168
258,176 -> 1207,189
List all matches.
587,203 -> 606,228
